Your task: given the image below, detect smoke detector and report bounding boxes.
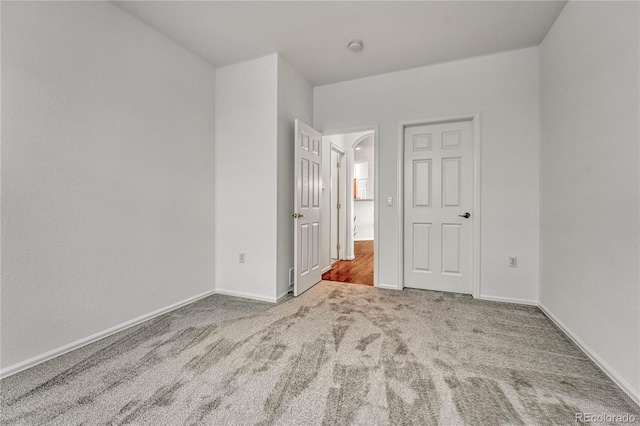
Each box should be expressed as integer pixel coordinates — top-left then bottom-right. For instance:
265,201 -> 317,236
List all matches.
348,40 -> 363,52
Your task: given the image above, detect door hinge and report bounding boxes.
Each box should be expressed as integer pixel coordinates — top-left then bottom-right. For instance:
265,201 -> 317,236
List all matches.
337,162 -> 341,168
337,203 -> 341,209
337,244 -> 341,250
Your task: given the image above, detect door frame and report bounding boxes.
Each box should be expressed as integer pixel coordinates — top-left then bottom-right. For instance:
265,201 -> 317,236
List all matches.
330,143 -> 347,260
397,114 -> 481,298
322,125 -> 380,288
351,133 -> 375,255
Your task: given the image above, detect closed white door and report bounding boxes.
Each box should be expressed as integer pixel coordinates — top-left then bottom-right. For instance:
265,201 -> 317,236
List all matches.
294,120 -> 323,296
404,120 -> 473,294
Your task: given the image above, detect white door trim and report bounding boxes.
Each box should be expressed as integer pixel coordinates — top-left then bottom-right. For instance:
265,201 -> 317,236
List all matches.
321,125 -> 380,288
397,114 -> 481,297
330,143 -> 347,260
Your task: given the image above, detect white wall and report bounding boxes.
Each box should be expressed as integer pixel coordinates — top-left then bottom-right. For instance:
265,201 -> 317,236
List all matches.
277,57 -> 313,298
354,201 -> 374,241
215,55 -> 278,302
354,135 -> 375,241
1,2 -> 216,370
354,135 -> 375,199
315,48 -> 540,302
539,1 -> 640,398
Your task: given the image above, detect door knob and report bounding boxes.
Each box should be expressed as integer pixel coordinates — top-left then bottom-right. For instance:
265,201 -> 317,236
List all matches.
459,212 -> 471,219
292,213 -> 304,218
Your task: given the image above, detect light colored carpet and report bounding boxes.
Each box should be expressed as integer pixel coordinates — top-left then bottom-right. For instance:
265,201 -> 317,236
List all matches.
1,281 -> 638,425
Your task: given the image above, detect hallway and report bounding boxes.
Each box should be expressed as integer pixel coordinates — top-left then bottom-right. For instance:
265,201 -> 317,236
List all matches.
322,240 -> 373,285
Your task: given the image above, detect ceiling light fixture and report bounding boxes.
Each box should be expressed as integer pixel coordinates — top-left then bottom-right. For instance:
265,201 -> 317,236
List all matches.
348,40 -> 363,53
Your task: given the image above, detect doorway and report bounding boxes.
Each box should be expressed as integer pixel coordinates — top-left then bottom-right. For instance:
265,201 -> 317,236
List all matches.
322,130 -> 376,286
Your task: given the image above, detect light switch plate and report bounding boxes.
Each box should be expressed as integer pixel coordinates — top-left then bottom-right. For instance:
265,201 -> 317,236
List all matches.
386,196 -> 393,206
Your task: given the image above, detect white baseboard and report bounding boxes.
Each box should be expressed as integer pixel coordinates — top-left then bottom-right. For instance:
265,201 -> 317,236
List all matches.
215,288 -> 276,303
377,282 -> 401,290
321,265 -> 331,273
347,255 -> 355,260
478,294 -> 538,306
0,289 -> 217,379
354,238 -> 374,242
276,285 -> 294,302
538,303 -> 640,407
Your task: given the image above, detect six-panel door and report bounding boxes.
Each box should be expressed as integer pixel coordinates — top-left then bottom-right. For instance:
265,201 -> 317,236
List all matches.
294,120 -> 323,296
403,120 -> 473,294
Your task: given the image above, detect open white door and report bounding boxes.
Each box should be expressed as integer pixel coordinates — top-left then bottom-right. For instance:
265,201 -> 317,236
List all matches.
294,120 -> 323,296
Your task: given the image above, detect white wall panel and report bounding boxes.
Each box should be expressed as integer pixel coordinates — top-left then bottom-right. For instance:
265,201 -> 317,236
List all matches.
215,55 -> 278,301
1,1 -> 215,370
540,1 -> 640,397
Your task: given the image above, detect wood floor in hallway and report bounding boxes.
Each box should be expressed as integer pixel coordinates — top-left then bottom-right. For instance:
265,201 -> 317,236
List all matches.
322,240 -> 373,285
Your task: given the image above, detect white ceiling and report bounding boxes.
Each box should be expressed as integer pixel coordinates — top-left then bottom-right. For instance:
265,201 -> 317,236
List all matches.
114,1 -> 566,86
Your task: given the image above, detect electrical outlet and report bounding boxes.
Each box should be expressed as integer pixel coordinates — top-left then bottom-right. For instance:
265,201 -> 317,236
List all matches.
239,252 -> 246,263
508,256 -> 518,267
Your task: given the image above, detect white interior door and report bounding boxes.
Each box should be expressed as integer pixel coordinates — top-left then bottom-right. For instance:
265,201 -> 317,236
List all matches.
294,120 -> 323,296
404,120 -> 473,294
330,150 -> 340,260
